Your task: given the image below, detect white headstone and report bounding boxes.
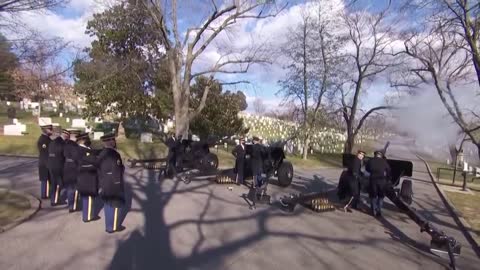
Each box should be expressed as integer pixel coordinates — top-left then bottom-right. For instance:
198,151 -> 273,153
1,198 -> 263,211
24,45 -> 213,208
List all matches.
16,124 -> 26,133
12,118 -> 18,124
224,142 -> 228,149
6,101 -> 11,106
72,119 -> 86,128
94,117 -> 103,123
38,117 -> 52,125
66,118 -> 70,123
93,132 -> 104,140
167,119 -> 174,129
141,132 -> 153,143
85,126 -> 92,133
3,125 -> 23,136
476,167 -> 480,177
59,112 -> 63,117
463,162 -> 468,172
54,108 -> 57,112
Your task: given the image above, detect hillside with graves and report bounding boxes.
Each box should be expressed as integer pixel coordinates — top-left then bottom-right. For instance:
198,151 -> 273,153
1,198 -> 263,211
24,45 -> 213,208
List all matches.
239,112 -> 382,154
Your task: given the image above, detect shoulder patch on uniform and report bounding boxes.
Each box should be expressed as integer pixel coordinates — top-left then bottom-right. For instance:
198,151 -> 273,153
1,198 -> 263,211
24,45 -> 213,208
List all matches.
42,144 -> 46,148
86,152 -> 90,156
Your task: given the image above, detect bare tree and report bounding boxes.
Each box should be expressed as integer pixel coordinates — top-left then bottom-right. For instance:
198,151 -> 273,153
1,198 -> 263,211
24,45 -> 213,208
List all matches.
139,0 -> 286,137
400,0 -> 480,86
253,98 -> 266,115
0,0 -> 67,12
278,0 -> 341,160
396,20 -> 480,159
337,7 -> 395,154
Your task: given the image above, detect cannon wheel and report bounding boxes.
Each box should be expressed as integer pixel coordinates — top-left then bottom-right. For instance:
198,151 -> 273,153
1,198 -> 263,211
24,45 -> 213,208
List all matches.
399,179 -> 413,205
277,161 -> 293,187
201,153 -> 219,171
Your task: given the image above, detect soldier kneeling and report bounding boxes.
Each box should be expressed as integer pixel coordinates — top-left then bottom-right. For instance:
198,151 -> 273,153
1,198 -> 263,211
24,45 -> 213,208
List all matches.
97,134 -> 126,233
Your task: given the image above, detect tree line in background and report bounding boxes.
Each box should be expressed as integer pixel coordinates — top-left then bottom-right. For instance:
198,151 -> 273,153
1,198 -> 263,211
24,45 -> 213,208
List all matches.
0,0 -> 73,102
2,0 -> 480,160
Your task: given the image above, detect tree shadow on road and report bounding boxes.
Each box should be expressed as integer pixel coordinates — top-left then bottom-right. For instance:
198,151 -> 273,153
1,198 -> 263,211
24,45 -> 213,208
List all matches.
105,145 -> 451,270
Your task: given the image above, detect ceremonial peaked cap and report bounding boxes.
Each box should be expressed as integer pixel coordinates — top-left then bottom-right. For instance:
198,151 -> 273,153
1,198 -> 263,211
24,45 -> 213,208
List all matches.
374,150 -> 383,156
40,124 -> 53,130
100,133 -> 116,142
62,129 -> 71,136
76,132 -> 90,140
67,129 -> 81,135
357,150 -> 366,155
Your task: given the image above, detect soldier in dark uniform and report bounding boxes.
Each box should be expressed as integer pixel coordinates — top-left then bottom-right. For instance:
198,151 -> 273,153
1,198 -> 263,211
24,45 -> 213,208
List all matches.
232,137 -> 246,185
165,132 -> 178,179
37,124 -> 53,199
365,150 -> 391,217
76,132 -> 100,222
344,150 -> 365,211
97,134 -> 126,233
47,129 -> 69,206
64,130 -> 81,212
251,136 -> 264,187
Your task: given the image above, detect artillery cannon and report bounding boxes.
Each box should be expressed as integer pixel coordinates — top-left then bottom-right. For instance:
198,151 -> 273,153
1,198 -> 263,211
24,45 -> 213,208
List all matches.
128,139 -> 218,177
280,142 -> 461,269
239,142 -> 293,187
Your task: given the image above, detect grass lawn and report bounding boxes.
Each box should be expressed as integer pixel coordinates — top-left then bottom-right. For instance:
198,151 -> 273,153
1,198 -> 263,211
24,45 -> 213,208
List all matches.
0,104 -> 372,170
425,160 -> 480,191
444,191 -> 480,239
0,190 -> 31,227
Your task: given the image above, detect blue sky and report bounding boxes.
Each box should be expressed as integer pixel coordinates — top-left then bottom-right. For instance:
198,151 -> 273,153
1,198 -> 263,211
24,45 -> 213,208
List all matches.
4,0 -> 392,113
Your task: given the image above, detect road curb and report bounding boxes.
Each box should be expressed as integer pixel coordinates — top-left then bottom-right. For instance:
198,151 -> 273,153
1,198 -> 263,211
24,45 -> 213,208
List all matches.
416,154 -> 480,257
0,154 -> 37,158
0,189 -> 40,233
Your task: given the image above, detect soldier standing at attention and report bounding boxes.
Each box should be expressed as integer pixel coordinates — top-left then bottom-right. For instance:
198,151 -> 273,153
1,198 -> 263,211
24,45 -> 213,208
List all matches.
232,137 -> 246,186
64,130 -> 81,212
97,134 -> 126,233
47,129 -> 69,206
76,133 -> 100,222
37,125 -> 53,199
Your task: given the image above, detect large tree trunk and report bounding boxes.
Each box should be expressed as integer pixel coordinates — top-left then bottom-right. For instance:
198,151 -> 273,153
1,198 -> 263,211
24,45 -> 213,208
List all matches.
169,50 -> 190,139
302,135 -> 309,160
344,135 -> 354,154
343,122 -> 355,154
117,121 -> 126,140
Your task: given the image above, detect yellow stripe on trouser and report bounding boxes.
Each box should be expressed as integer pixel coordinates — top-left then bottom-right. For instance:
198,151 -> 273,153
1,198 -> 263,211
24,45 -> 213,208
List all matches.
46,181 -> 50,198
88,196 -> 92,220
54,185 -> 60,204
73,191 -> 78,210
113,208 -> 118,231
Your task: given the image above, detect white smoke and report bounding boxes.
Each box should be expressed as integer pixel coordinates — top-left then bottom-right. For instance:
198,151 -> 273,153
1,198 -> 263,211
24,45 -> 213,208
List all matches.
389,84 -> 479,162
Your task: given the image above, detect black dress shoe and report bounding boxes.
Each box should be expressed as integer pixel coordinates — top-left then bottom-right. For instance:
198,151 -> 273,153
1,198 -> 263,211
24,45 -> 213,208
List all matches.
84,216 -> 101,222
106,225 -> 126,234
69,209 -> 75,213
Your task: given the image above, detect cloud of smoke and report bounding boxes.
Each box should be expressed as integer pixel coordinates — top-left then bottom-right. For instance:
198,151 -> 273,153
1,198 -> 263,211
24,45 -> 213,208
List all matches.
389,85 -> 479,162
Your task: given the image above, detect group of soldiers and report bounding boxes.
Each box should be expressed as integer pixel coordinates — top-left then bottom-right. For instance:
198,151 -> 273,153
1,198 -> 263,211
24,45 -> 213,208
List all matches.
231,136 -> 265,187
37,124 -> 126,233
342,149 -> 391,217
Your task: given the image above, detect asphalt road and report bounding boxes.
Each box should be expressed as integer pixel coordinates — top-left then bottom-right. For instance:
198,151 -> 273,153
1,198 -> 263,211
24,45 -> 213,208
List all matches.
0,139 -> 478,270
